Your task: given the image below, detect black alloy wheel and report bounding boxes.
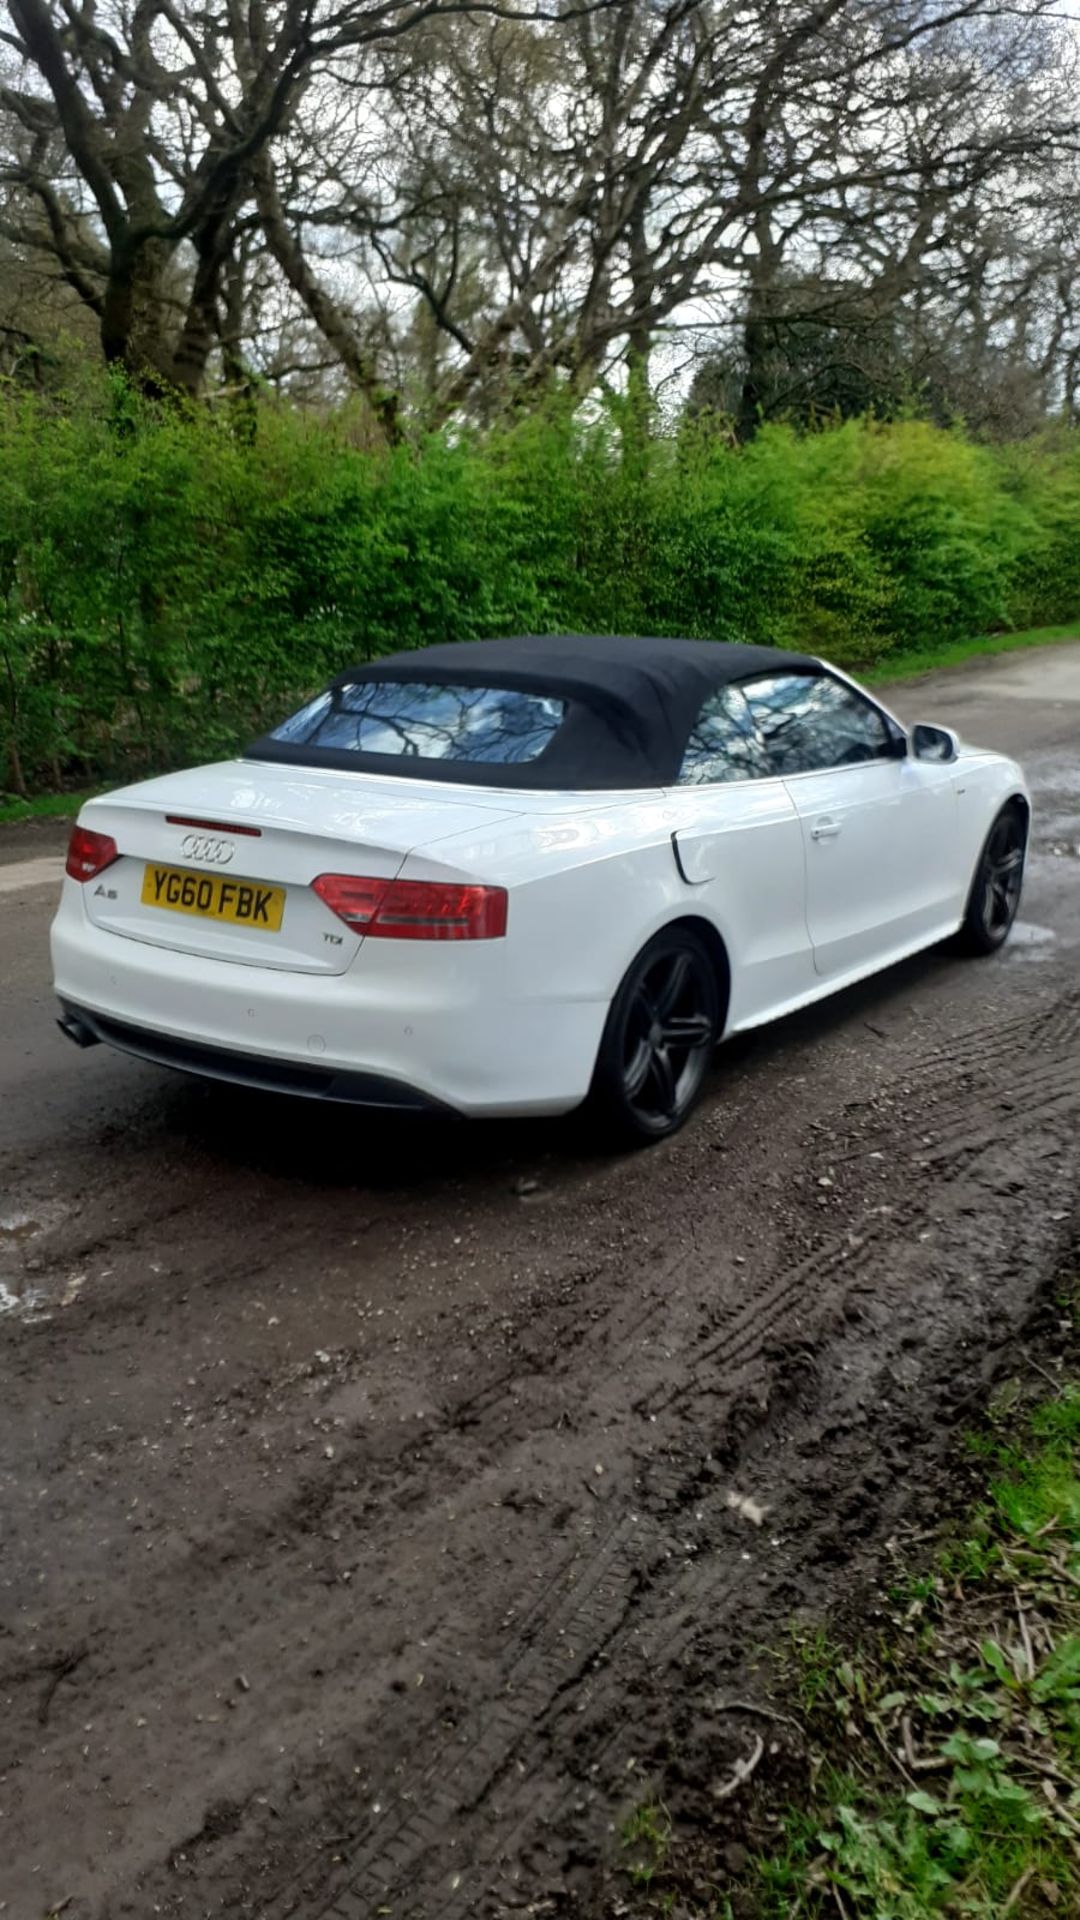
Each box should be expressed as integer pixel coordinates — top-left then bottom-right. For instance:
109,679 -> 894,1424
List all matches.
956,803 -> 1027,955
588,927 -> 721,1146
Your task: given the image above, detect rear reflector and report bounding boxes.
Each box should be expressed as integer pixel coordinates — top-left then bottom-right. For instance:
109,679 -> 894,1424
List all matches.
312,874 -> 508,940
166,814 -> 261,836
66,824 -> 119,882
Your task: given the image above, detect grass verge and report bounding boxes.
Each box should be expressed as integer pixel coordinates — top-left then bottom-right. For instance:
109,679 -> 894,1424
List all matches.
620,1329 -> 1080,1919
865,620 -> 1080,686
0,788 -> 95,827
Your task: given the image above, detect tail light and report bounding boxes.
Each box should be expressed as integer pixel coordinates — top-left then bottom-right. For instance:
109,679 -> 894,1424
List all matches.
312,874 -> 507,940
66,824 -> 119,882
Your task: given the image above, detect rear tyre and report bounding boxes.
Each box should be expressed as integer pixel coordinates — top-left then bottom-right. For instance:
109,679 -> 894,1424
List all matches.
954,802 -> 1027,956
585,927 -> 721,1147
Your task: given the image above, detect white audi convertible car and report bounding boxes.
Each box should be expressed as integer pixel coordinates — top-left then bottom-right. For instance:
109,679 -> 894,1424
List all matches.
51,634 -> 1028,1143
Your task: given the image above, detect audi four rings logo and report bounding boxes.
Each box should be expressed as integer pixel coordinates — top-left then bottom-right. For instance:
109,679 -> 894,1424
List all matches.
181,832 -> 235,865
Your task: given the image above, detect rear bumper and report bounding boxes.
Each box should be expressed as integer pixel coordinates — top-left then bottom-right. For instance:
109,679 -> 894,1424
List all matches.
57,1003 -> 452,1110
50,891 -> 607,1118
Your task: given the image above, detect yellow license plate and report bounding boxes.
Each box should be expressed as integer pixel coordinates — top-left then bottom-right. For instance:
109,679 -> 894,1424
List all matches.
141,864 -> 285,932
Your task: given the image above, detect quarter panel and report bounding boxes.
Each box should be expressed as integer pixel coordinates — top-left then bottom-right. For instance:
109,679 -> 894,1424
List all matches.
405,828 -> 694,1005
399,793 -> 746,1015
403,784 -> 814,1030
671,782 -> 813,1026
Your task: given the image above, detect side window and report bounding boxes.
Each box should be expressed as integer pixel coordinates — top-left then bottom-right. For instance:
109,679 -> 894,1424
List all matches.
741,674 -> 890,775
678,686 -> 773,785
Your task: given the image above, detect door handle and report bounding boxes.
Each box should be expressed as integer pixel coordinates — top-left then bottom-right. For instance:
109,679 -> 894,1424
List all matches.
811,817 -> 842,841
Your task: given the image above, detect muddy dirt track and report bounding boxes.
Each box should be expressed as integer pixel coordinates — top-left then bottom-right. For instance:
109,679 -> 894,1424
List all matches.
2,647 -> 1080,1920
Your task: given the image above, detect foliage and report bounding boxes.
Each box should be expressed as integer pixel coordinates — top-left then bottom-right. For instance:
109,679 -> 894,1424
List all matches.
0,788 -> 93,826
1,380 -> 1079,796
758,1385 -> 1080,1919
622,1802 -> 674,1888
620,1369 -> 1080,1920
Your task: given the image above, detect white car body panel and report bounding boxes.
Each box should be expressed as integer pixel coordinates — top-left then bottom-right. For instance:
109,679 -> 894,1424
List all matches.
671,780 -> 814,1025
50,664 -> 1030,1120
786,756 -> 960,977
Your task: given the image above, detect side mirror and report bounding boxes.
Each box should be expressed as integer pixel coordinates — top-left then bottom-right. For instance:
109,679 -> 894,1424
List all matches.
911,722 -> 960,764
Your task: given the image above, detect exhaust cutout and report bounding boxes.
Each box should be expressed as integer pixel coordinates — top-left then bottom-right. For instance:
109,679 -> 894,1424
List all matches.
57,1010 -> 101,1049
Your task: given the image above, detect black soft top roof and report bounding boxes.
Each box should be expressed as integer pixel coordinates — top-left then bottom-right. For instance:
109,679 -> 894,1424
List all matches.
247,634 -> 822,791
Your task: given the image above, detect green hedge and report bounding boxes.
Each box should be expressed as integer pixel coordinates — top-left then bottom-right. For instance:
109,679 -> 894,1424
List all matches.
1,380 -> 1078,794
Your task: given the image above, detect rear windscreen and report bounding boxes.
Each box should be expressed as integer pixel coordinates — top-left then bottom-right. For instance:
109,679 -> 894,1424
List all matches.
272,681 -> 566,765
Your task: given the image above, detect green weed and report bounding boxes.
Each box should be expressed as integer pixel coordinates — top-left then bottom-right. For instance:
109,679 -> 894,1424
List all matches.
0,788 -> 93,824
620,1355 -> 1080,1919
747,1381 -> 1080,1917
621,1801 -> 673,1887
867,620 -> 1080,686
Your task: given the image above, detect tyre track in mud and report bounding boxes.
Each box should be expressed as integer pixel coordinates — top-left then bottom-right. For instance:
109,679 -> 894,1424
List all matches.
236,979 -> 1080,1920
405,1144 -> 1078,1917
4,979 -> 1077,1920
49,1002 -> 1067,1720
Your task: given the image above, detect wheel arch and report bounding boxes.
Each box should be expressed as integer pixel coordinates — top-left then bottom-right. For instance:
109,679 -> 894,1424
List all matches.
1003,789 -> 1031,833
967,788 -> 1031,894
583,912 -> 734,1145
954,786 -> 1030,958
656,913 -> 733,1037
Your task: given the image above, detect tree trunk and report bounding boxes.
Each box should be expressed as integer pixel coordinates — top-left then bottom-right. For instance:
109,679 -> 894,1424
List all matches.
100,237 -> 176,392
218,250 -> 258,443
5,734 -> 28,799
624,331 -> 653,466
1,644 -> 28,797
737,289 -> 774,443
624,200 -> 654,461
100,248 -> 137,371
171,249 -> 225,399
